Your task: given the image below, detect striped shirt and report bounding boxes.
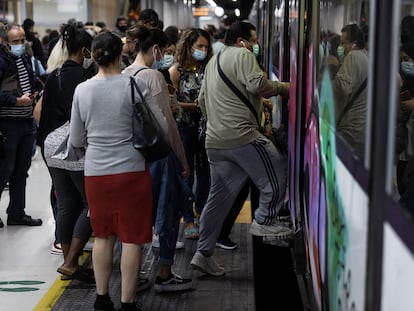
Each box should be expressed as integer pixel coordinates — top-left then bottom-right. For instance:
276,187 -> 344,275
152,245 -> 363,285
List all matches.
0,56 -> 33,118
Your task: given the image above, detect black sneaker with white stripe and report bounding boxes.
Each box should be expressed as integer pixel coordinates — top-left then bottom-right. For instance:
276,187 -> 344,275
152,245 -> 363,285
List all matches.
216,237 -> 238,250
154,273 -> 193,293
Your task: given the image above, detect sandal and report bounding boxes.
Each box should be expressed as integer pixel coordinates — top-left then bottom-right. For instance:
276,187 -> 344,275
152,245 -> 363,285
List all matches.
57,266 -> 95,284
184,224 -> 199,239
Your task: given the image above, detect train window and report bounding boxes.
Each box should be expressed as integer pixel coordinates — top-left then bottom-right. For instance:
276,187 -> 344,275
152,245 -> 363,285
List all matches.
318,0 -> 370,161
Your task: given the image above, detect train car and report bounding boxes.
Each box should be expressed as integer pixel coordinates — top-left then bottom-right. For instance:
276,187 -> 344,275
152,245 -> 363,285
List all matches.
253,0 -> 414,310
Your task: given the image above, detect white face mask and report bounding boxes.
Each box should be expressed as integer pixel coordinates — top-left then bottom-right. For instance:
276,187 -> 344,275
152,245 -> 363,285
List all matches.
82,57 -> 94,69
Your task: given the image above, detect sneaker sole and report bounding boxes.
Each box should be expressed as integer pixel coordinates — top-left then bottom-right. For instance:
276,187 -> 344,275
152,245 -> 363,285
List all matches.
250,222 -> 293,238
190,261 -> 226,277
154,280 -> 193,293
215,243 -> 238,250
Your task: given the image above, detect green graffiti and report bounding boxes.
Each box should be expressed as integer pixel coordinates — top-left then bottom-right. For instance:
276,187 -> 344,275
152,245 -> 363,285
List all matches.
0,280 -> 45,292
319,70 -> 349,311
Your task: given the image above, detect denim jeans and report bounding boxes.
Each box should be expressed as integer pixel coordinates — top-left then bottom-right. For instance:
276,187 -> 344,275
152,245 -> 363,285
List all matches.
150,153 -> 192,265
178,125 -> 210,220
0,118 -> 36,218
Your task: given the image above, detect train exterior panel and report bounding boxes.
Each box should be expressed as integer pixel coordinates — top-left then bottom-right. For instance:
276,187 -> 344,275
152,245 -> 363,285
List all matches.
255,0 -> 414,310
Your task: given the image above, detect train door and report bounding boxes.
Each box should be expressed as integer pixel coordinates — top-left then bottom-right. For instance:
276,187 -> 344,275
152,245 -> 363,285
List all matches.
298,0 -> 372,310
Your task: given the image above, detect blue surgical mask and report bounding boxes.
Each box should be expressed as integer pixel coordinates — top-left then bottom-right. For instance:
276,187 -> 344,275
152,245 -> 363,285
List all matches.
337,45 -> 345,61
10,43 -> 25,57
401,61 -> 414,77
252,44 -> 260,57
151,48 -> 163,70
160,54 -> 174,69
192,48 -> 207,61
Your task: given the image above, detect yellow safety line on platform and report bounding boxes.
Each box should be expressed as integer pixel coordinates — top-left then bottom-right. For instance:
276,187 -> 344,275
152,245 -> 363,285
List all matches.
34,202 -> 251,310
33,251 -> 91,311
236,201 -> 252,223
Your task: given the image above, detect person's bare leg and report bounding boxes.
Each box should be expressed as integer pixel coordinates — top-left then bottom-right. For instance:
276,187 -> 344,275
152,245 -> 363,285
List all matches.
59,237 -> 88,273
93,236 -> 115,295
120,242 -> 142,303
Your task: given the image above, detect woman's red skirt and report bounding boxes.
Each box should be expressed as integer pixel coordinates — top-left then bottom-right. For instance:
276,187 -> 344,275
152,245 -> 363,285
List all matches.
85,170 -> 153,244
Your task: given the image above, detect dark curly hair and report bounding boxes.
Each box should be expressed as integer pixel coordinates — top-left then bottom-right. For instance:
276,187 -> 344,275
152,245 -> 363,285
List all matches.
174,28 -> 212,71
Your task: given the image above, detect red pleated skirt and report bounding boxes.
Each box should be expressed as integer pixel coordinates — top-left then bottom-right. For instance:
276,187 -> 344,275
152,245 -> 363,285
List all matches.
85,170 -> 153,244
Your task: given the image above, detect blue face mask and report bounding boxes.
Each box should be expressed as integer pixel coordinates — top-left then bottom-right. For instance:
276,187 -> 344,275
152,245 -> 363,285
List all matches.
192,48 -> 207,61
337,45 -> 345,62
10,43 -> 25,57
160,54 -> 174,69
401,61 -> 414,77
151,48 -> 163,70
252,44 -> 260,57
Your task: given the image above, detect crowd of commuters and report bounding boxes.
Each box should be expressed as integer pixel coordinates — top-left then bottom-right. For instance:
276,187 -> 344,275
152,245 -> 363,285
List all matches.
0,8 -> 293,311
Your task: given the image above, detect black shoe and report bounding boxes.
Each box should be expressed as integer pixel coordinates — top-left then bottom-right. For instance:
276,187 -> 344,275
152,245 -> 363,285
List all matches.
7,215 -> 43,226
154,273 -> 193,293
120,302 -> 144,311
216,237 -> 238,250
0,218 -> 3,228
94,294 -> 114,311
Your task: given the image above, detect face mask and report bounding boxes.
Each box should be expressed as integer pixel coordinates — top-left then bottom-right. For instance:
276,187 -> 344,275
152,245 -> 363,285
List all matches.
10,43 -> 25,57
85,29 -> 95,37
252,44 -> 260,57
337,45 -> 345,60
401,61 -> 414,77
118,25 -> 128,32
160,54 -> 174,69
82,57 -> 94,69
192,48 -> 207,61
151,48 -> 162,70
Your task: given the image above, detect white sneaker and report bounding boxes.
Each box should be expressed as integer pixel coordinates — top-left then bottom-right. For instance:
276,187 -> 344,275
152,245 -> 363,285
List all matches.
190,251 -> 225,276
152,234 -> 185,249
249,219 -> 293,238
50,242 -> 63,255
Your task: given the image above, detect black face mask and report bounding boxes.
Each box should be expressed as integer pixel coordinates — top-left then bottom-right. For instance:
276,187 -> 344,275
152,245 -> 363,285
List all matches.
118,25 -> 128,32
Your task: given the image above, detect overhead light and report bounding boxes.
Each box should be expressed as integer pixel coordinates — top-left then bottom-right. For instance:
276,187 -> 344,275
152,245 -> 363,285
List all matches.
215,6 -> 224,17
235,8 -> 240,17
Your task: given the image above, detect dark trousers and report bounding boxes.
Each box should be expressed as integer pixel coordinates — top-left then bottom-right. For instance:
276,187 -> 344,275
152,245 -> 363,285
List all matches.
0,118 -> 36,218
178,125 -> 210,220
49,167 -> 91,244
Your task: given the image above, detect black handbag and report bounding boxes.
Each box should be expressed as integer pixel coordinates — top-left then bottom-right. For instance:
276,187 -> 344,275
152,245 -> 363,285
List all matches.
130,77 -> 170,162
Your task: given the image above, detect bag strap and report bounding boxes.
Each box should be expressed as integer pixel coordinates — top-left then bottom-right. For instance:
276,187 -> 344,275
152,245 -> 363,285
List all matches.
336,78 -> 367,127
129,76 -> 144,103
216,51 -> 260,125
133,67 -> 148,77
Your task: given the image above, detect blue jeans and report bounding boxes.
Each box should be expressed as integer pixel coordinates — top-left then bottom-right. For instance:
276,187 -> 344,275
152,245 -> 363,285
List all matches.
178,125 -> 210,220
150,153 -> 192,265
0,118 -> 36,218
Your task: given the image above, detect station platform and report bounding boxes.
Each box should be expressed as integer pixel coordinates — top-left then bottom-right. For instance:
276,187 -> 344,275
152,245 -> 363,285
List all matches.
52,223 -> 255,311
0,148 -> 303,311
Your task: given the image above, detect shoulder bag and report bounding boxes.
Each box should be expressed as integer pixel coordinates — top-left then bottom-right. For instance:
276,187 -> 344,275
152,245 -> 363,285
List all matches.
129,76 -> 170,162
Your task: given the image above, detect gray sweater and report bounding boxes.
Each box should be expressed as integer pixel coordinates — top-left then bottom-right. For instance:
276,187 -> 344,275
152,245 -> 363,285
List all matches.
69,74 -> 168,176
